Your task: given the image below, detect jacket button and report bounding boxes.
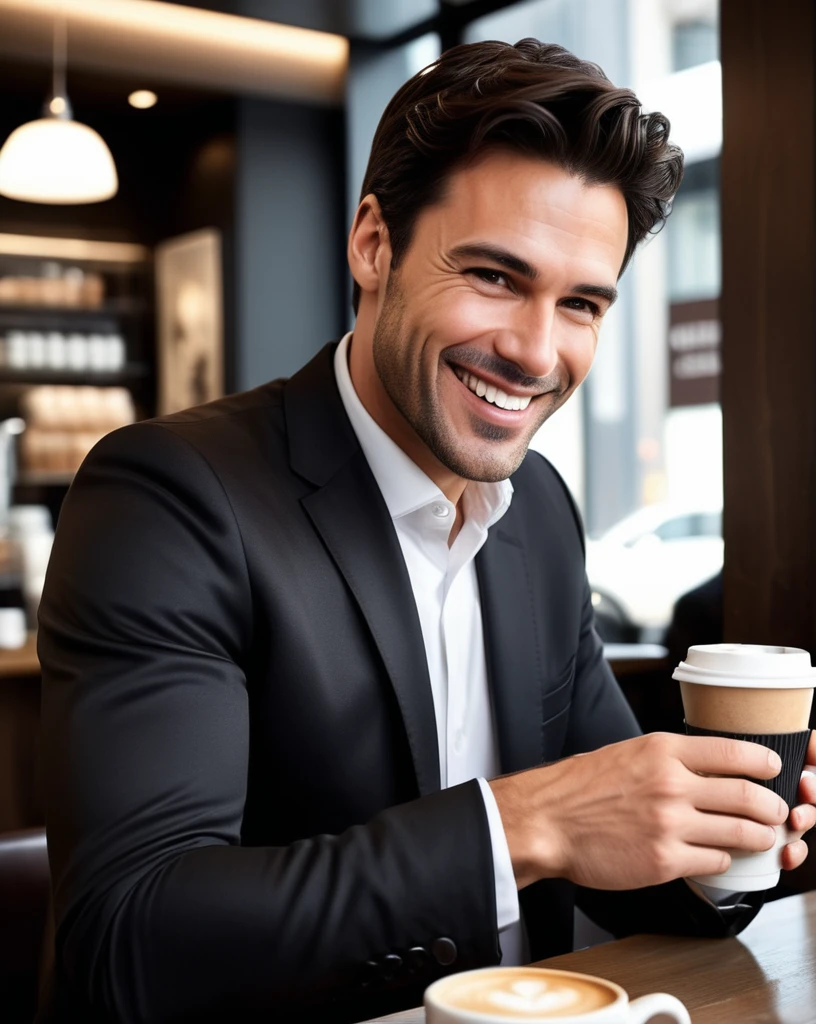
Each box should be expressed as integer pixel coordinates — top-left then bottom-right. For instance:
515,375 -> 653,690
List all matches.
359,959 -> 380,988
406,945 -> 429,972
432,937 -> 458,966
380,953 -> 403,981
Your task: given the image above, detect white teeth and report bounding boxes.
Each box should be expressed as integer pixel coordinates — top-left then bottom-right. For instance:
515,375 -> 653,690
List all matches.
454,366 -> 532,411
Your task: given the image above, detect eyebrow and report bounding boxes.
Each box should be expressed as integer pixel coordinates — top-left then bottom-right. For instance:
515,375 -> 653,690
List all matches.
448,242 -> 618,306
449,242 -> 538,281
572,283 -> 618,306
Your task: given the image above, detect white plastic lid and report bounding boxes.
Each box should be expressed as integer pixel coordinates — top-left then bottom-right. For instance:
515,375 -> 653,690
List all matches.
673,643 -> 816,688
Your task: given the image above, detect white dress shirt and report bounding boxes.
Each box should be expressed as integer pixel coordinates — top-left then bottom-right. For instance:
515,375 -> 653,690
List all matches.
334,333 -> 524,965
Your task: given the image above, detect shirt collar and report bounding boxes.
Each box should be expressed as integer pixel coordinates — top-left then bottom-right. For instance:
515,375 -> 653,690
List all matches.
333,332 -> 513,526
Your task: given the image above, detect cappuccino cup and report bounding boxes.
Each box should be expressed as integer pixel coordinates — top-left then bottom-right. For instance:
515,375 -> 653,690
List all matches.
424,966 -> 690,1023
673,643 -> 816,890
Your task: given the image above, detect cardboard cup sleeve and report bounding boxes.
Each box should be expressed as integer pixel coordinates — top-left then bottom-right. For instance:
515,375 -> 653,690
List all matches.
685,725 -> 811,810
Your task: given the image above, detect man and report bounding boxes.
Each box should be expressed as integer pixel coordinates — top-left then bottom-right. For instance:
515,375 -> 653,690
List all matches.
39,39 -> 816,1022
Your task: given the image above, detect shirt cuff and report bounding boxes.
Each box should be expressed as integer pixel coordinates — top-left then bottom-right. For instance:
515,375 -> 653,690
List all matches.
477,777 -> 521,932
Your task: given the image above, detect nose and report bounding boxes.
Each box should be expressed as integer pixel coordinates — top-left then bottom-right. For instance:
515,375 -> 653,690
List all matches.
494,299 -> 560,380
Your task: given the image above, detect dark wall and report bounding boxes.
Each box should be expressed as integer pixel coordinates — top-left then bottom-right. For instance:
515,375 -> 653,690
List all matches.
235,98 -> 346,389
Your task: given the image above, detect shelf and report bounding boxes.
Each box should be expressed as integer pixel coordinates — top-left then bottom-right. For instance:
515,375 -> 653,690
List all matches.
0,298 -> 146,318
0,234 -> 149,265
0,364 -> 151,386
16,471 -> 75,487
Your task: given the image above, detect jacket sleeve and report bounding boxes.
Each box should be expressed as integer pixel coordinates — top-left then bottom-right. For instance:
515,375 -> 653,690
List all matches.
39,423 -> 500,1022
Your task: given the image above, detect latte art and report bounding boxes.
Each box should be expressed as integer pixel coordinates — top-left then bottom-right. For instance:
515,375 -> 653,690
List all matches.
436,968 -> 618,1019
489,979 -> 579,1013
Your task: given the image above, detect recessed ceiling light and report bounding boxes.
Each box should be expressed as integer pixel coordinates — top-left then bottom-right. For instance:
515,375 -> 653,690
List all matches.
128,89 -> 157,109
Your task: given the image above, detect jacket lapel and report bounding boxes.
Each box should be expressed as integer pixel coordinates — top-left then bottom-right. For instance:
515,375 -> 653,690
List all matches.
477,514 -> 546,774
284,345 -> 441,796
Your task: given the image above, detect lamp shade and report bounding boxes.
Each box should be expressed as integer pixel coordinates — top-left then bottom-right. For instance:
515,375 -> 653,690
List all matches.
0,116 -> 118,204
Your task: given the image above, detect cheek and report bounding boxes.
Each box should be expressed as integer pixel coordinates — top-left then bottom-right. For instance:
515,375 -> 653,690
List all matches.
560,329 -> 598,382
426,290 -> 511,342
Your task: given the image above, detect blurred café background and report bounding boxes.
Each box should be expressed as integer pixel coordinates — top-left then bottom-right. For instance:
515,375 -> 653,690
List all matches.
0,0 -> 813,879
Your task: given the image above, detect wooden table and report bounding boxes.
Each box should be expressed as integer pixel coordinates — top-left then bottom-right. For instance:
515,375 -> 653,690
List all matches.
0,631 -> 39,677
364,890 -> 816,1022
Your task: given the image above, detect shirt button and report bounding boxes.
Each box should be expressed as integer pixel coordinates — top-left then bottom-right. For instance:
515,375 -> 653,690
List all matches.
431,503 -> 450,518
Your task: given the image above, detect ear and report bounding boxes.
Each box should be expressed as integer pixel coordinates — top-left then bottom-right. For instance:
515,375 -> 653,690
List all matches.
348,194 -> 391,301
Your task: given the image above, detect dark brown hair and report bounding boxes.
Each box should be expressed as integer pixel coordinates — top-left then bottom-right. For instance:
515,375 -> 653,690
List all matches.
352,38 -> 683,311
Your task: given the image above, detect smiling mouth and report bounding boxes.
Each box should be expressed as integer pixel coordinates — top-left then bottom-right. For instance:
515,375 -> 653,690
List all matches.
452,366 -> 533,411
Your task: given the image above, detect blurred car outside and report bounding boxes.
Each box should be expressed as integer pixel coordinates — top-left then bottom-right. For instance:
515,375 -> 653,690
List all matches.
586,503 -> 723,643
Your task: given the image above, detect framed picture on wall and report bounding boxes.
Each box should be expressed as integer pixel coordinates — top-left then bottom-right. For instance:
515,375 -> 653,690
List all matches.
155,227 -> 223,416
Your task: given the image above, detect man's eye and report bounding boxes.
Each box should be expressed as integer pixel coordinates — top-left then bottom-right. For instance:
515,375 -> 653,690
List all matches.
562,297 -> 601,317
468,268 -> 509,288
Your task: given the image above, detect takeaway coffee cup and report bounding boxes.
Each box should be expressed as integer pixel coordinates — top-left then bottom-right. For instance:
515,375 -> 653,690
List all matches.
673,643 -> 816,890
424,966 -> 690,1023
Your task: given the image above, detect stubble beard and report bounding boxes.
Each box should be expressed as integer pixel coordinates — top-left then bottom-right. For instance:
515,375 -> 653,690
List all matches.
371,276 -> 563,483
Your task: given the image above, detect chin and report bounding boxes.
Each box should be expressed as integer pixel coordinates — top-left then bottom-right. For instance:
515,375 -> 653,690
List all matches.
439,442 -> 529,484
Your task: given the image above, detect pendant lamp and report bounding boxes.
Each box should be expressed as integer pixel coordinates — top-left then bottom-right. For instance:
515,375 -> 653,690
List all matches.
0,15 -> 117,205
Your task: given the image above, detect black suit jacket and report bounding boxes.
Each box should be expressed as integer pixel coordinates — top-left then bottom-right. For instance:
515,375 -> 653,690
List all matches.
38,344 -> 761,1023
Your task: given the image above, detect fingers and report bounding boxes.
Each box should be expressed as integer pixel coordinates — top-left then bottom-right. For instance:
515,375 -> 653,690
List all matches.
681,845 -> 731,879
781,838 -> 809,872
684,811 -> 777,853
789,801 -> 816,833
797,769 -> 816,808
691,775 -> 788,826
678,735 -> 782,780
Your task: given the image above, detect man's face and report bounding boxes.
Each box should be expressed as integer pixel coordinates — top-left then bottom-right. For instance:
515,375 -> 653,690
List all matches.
367,150 -> 629,484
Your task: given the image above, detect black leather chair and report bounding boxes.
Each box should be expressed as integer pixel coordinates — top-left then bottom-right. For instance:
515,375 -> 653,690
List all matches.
0,828 -> 50,1022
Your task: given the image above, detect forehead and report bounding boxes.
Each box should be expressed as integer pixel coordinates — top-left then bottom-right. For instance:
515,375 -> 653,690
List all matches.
411,149 -> 629,276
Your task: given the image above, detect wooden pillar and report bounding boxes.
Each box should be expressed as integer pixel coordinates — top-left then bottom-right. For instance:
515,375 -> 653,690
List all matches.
720,0 -> 816,651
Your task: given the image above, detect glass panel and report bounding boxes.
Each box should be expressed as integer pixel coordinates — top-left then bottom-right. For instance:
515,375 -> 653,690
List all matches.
672,19 -> 719,72
668,187 -> 721,303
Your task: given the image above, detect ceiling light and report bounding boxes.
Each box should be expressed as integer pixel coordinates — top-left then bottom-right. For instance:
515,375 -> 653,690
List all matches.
128,89 -> 157,109
0,1 -> 347,105
0,14 -> 117,204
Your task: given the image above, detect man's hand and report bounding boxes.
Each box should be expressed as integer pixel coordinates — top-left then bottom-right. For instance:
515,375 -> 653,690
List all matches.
489,732 -> 789,891
780,730 -> 816,871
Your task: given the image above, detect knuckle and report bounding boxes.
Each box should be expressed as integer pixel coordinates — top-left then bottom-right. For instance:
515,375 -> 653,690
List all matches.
738,778 -> 757,807
650,841 -> 675,879
650,762 -> 685,802
652,801 -> 682,837
643,732 -> 672,759
731,818 -> 747,846
719,738 -> 744,769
